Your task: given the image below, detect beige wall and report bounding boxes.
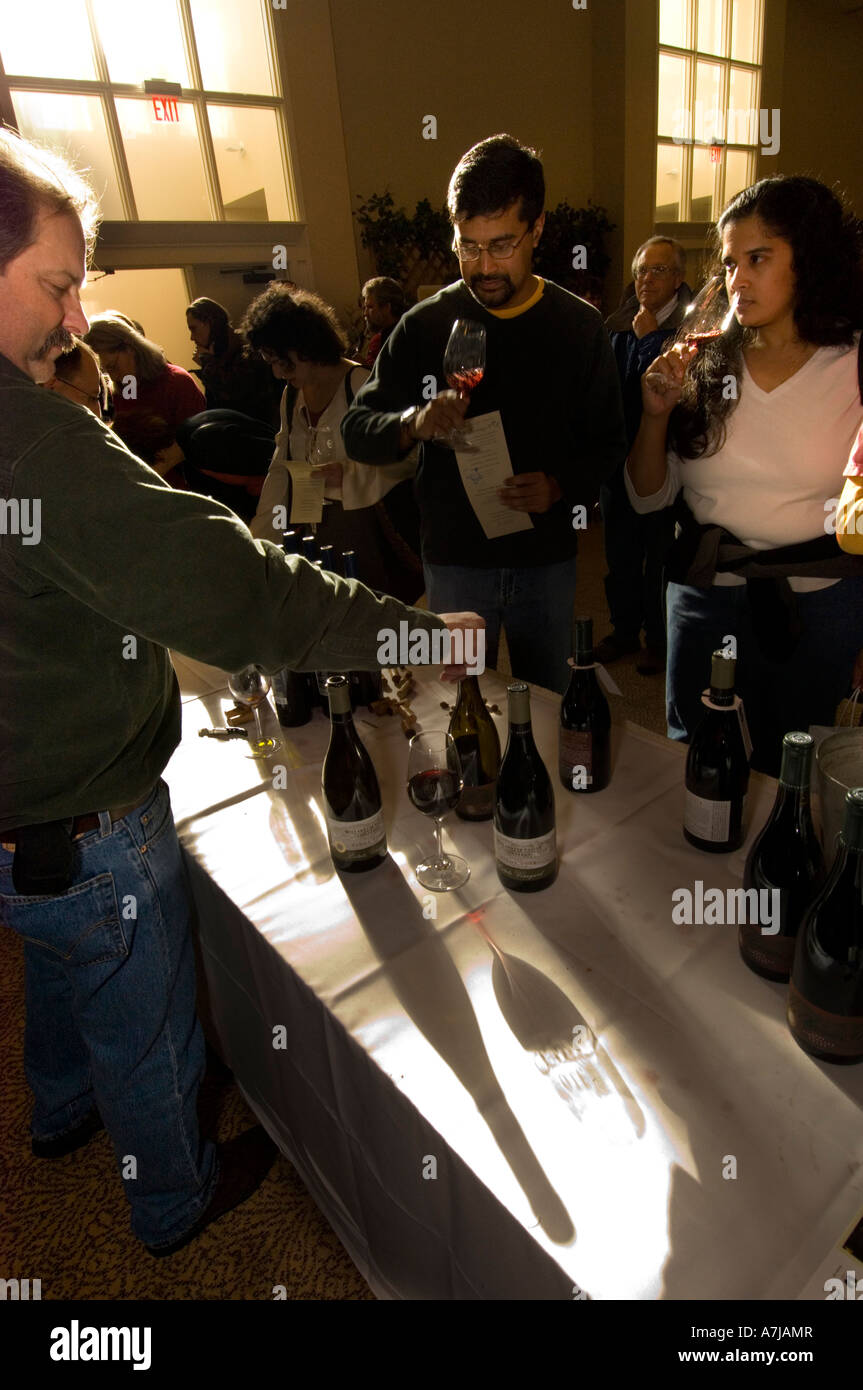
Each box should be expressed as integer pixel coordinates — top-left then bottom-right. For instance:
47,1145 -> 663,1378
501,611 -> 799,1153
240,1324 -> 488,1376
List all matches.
775,0 -> 863,211
328,0 -> 597,283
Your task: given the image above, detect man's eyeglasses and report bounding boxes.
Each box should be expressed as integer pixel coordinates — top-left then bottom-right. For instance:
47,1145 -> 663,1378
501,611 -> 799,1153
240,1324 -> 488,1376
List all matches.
634,264 -> 675,280
53,371 -> 114,418
452,227 -> 532,262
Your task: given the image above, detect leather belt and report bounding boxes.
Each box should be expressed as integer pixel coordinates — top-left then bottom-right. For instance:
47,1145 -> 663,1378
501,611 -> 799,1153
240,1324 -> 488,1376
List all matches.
1,791 -> 153,851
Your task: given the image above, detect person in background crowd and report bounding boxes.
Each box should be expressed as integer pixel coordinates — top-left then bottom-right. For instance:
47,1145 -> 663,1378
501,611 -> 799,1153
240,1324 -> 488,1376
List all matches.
343,134 -> 627,694
0,127 -> 480,1259
185,296 -> 281,426
361,276 -> 407,367
83,312 -> 203,484
597,237 -> 692,676
626,175 -> 863,775
42,337 -> 111,420
245,285 -> 422,601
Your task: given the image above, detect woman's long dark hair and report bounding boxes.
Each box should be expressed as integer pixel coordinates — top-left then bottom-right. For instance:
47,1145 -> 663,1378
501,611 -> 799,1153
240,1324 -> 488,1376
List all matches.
670,176 -> 863,459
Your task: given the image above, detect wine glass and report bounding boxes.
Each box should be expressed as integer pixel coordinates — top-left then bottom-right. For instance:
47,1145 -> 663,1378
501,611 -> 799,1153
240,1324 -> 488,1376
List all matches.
407,731 -> 470,891
644,275 -> 738,396
439,319 -> 487,449
227,666 -> 281,759
308,424 -> 338,471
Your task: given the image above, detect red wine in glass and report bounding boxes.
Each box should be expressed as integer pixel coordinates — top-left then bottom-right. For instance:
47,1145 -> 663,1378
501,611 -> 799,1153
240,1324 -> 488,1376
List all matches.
439,319 -> 487,448
446,366 -> 485,394
645,276 -> 737,396
408,768 -> 463,817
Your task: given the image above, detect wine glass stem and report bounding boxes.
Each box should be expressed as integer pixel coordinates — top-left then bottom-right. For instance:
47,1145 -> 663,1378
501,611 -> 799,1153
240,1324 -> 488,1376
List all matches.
253,706 -> 266,749
433,817 -> 447,869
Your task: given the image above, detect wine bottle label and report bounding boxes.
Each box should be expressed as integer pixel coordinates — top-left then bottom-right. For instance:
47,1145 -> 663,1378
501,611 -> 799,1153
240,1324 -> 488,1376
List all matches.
493,827 -> 556,879
559,729 -> 595,783
788,981 -> 863,1059
684,789 -> 731,841
326,809 -> 386,861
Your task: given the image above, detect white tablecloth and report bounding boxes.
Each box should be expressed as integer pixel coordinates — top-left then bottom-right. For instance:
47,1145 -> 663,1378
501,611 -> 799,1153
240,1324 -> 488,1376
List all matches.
165,661 -> 863,1301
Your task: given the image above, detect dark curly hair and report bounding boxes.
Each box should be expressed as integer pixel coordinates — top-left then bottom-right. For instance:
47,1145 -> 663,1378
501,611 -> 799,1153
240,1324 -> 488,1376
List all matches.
239,285 -> 347,365
669,175 -> 863,459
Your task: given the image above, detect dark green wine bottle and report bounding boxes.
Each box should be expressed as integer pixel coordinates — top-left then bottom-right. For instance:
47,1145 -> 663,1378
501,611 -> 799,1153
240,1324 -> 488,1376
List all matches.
683,650 -> 750,853
559,615 -> 611,793
448,675 -> 501,820
322,676 -> 387,873
493,683 -> 557,893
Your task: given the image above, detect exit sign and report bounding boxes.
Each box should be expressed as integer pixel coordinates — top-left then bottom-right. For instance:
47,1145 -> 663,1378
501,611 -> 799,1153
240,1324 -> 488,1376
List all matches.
152,97 -> 180,122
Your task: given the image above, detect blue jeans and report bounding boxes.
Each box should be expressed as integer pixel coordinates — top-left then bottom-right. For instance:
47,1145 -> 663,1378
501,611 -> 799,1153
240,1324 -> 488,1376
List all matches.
0,780 -> 216,1248
600,468 -> 674,648
666,578 -> 863,776
424,557 -> 578,694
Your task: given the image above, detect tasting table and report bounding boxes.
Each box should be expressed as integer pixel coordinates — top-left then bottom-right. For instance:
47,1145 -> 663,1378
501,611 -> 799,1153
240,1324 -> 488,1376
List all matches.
165,653 -> 863,1301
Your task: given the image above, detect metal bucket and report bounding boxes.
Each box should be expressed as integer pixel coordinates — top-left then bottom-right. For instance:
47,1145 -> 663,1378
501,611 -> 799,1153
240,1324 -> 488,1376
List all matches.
815,729 -> 863,864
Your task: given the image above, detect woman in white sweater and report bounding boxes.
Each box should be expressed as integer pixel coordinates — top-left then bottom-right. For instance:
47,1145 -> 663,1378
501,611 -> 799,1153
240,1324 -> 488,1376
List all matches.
243,286 -> 420,600
626,176 -> 863,774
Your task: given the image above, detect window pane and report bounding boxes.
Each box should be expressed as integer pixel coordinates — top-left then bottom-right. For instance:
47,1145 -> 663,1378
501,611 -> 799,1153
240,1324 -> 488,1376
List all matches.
691,146 -> 716,221
728,67 -> 757,144
208,105 -> 291,221
724,148 -> 752,204
10,90 -> 125,219
731,0 -> 761,63
695,59 -> 724,143
696,0 -> 724,56
0,0 -> 96,79
116,99 -> 210,219
658,53 -> 689,140
656,144 -> 683,221
191,0 -> 275,96
659,0 -> 688,48
91,0 -> 189,86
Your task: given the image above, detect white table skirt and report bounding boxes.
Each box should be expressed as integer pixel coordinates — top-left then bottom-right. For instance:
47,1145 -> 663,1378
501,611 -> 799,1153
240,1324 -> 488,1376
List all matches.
165,660 -> 863,1301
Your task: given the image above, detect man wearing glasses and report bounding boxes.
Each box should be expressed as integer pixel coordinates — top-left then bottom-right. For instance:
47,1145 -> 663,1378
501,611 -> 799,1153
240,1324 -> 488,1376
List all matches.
43,338 -> 112,421
343,134 -> 626,694
597,237 -> 691,675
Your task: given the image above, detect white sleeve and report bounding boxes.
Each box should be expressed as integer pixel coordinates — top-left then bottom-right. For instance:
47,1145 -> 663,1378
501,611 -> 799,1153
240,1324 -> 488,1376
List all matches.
624,450 -> 682,513
249,388 -> 290,541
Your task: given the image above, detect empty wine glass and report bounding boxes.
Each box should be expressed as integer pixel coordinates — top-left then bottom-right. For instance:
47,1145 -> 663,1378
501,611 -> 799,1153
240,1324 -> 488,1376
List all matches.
407,730 -> 470,891
439,319 -> 486,449
308,424 -> 338,470
227,666 -> 281,759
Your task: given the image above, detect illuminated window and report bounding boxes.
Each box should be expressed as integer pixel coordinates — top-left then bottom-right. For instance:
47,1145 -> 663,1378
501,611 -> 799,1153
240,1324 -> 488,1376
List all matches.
656,0 -> 765,223
0,0 -> 297,223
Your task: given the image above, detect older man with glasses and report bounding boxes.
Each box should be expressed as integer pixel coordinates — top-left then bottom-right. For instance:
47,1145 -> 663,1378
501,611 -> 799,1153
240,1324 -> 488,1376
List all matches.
596,237 -> 692,675
43,338 -> 112,420
343,134 -> 626,695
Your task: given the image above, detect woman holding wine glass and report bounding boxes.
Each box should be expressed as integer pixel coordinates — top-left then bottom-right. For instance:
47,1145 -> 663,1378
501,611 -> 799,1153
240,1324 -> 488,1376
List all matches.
626,175 -> 863,775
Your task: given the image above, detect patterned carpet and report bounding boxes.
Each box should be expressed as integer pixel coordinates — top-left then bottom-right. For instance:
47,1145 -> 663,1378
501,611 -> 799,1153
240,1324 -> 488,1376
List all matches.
0,519 -> 665,1300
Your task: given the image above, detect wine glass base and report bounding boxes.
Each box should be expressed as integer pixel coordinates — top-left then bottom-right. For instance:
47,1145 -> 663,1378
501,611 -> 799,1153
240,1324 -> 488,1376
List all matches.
247,737 -> 281,759
415,854 -> 470,892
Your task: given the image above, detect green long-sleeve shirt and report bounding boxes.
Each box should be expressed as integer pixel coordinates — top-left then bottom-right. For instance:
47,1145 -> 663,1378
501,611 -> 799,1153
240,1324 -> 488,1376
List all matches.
0,354 -> 446,830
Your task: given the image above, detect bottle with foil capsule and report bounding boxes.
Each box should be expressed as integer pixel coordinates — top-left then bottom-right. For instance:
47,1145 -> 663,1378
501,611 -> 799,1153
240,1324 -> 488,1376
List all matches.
683,650 -> 750,853
559,615 -> 611,793
321,676 -> 387,873
493,682 -> 557,892
341,549 -> 383,708
739,732 -> 825,981
788,787 -> 863,1065
448,675 -> 500,820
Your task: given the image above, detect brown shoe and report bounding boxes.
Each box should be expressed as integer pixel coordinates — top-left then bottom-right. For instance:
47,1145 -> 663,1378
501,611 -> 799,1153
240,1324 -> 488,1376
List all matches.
636,646 -> 666,676
146,1125 -> 277,1257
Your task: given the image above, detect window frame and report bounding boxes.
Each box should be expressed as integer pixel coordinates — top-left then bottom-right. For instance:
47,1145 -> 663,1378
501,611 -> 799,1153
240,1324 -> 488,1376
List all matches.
655,0 -> 765,225
0,0 -> 299,223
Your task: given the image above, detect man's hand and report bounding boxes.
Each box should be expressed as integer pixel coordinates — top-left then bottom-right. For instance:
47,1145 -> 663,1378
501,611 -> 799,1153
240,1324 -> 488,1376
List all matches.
436,611 -> 485,682
632,306 -> 659,339
412,390 -> 470,442
498,472 -> 562,514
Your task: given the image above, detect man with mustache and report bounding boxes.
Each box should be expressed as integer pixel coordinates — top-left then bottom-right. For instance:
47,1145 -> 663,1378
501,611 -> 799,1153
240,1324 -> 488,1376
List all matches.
343,134 -> 626,693
0,129 -> 481,1258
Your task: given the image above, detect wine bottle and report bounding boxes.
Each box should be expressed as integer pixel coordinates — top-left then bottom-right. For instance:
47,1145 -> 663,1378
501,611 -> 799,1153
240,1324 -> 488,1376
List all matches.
282,529 -> 299,555
683,650 -> 750,853
271,667 -> 311,728
341,549 -> 383,708
788,787 -> 863,1065
559,615 -> 611,793
447,675 -> 500,820
315,548 -> 339,701
321,676 -> 387,873
318,544 -> 337,574
739,732 -> 826,981
301,533 -> 318,563
494,682 -> 557,892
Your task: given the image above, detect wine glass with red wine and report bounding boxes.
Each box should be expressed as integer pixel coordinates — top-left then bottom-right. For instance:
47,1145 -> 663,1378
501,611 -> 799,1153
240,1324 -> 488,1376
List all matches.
407,731 -> 470,891
675,274 -> 738,352
439,319 -> 486,449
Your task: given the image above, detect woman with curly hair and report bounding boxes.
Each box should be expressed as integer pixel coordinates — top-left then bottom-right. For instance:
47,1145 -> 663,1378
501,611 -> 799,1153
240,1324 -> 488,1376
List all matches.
626,175 -> 863,775
243,285 -> 421,602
